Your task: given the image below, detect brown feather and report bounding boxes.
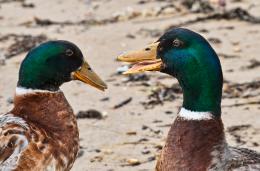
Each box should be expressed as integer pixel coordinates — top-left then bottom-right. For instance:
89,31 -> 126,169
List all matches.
155,116 -> 260,171
0,91 -> 79,170
156,116 -> 225,171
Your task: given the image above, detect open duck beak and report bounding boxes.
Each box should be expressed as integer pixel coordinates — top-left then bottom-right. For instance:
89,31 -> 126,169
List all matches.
72,60 -> 107,91
117,42 -> 163,74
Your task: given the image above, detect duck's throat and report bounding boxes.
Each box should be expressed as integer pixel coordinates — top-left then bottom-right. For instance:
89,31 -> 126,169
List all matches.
158,115 -> 229,171
179,74 -> 222,117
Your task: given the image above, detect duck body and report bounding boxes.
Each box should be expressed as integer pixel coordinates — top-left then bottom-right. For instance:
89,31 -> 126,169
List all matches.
118,28 -> 260,171
1,90 -> 79,171
156,110 -> 227,171
0,41 -> 107,170
156,110 -> 260,171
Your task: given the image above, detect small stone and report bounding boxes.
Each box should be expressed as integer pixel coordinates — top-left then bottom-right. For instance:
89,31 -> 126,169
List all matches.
126,158 -> 141,166
77,150 -> 84,158
0,52 -> 6,66
154,143 -> 163,150
233,46 -> 242,53
142,125 -> 149,130
90,155 -> 103,162
116,65 -> 130,74
102,149 -> 113,155
208,37 -> 222,44
7,97 -> 14,104
165,111 -> 173,114
138,138 -> 149,142
231,41 -> 240,46
152,119 -> 162,123
76,109 -> 104,119
126,34 -> 135,39
100,97 -> 110,101
161,7 -> 176,15
147,156 -> 156,162
107,169 -> 114,171
126,131 -> 137,135
95,149 -> 101,153
153,130 -> 161,134
22,2 -> 35,8
223,83 -> 229,92
141,149 -> 151,155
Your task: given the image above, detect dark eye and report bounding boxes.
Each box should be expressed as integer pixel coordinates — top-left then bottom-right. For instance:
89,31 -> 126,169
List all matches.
172,39 -> 182,47
66,49 -> 74,56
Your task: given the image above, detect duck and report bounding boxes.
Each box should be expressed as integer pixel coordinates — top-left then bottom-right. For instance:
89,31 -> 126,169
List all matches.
118,28 -> 260,171
0,40 -> 107,170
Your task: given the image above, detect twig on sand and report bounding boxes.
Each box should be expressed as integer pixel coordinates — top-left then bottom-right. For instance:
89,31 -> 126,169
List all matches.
113,97 -> 133,109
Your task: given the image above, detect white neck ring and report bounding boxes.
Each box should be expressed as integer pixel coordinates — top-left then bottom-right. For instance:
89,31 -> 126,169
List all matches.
15,87 -> 60,96
179,107 -> 213,120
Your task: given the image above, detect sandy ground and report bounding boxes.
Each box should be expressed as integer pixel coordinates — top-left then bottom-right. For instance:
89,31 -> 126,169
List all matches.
0,0 -> 260,170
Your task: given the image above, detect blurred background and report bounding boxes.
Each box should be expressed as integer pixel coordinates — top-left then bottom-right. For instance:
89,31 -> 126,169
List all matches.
0,0 -> 260,170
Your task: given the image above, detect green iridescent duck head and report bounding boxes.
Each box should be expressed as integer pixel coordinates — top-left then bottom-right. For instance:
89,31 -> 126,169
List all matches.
118,28 -> 223,116
18,40 -> 107,91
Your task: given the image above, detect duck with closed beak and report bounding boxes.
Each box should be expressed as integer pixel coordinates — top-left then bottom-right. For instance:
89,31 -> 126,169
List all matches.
0,40 -> 107,170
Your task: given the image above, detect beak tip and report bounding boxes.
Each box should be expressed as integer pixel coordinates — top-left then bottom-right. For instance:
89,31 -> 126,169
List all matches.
117,52 -> 127,61
117,56 -> 125,62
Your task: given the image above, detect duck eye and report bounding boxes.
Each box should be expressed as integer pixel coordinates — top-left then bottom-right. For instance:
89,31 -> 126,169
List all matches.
66,49 -> 74,56
172,39 -> 182,47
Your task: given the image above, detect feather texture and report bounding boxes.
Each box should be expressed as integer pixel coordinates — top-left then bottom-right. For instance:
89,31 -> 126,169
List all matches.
155,114 -> 260,171
0,90 -> 79,171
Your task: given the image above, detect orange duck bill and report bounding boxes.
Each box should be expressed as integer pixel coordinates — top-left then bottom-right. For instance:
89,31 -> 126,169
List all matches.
117,42 -> 163,74
72,60 -> 107,91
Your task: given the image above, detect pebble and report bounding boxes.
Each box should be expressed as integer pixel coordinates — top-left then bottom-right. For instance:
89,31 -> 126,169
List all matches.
233,46 -> 242,52
77,150 -> 84,158
0,51 -> 6,66
126,158 -> 141,166
7,97 -> 14,104
141,149 -> 151,155
116,65 -> 130,74
165,111 -> 173,114
102,149 -> 113,155
147,156 -> 156,162
126,131 -> 137,135
76,109 -> 104,119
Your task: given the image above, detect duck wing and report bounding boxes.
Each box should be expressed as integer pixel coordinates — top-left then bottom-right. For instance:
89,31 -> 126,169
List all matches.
0,114 -> 30,170
228,146 -> 260,171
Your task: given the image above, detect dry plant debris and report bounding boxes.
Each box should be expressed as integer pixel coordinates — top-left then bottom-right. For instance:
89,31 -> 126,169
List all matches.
0,34 -> 48,58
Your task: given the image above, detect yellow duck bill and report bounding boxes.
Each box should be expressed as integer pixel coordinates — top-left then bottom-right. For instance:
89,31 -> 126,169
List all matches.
117,42 -> 163,74
72,60 -> 107,91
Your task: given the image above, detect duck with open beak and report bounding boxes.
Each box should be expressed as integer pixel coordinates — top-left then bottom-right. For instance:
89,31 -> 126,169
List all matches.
117,42 -> 163,74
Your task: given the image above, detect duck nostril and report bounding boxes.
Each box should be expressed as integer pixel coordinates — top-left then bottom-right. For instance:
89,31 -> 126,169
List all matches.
145,48 -> 151,51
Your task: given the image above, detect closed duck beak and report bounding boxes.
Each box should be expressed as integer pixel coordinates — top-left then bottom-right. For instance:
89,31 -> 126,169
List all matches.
72,60 -> 107,91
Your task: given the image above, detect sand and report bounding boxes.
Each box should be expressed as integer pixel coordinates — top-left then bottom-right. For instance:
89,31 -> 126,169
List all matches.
0,0 -> 259,170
